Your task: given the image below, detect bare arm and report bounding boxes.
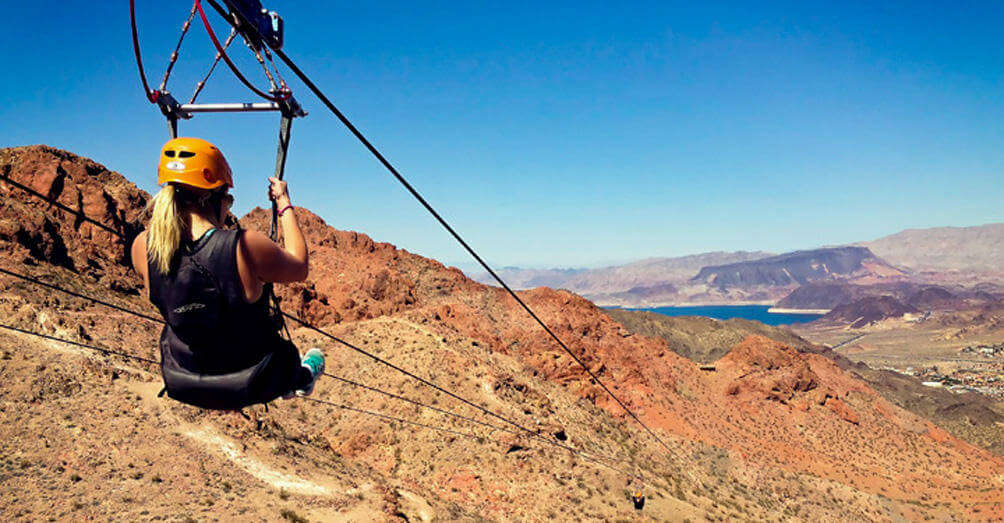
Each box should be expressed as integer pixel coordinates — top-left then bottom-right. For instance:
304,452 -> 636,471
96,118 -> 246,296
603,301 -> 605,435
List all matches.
130,231 -> 150,299
241,178 -> 309,284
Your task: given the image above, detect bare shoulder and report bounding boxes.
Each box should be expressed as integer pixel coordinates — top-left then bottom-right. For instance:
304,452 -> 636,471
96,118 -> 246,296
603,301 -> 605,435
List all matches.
130,231 -> 148,270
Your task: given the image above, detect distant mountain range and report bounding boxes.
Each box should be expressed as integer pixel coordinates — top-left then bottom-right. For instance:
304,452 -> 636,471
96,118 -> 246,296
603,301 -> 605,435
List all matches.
691,246 -> 903,287
473,223 -> 1004,307
483,251 -> 772,299
859,223 -> 1004,273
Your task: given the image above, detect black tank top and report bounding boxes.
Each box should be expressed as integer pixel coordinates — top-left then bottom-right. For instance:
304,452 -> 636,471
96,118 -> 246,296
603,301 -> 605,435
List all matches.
148,228 -> 282,374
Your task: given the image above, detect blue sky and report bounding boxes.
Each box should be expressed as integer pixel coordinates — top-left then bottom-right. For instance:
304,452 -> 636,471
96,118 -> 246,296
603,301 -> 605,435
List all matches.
3,2 -> 1002,268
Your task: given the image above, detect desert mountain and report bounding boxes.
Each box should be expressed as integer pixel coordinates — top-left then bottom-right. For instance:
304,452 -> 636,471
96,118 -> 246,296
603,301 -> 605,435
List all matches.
860,223 -> 1004,274
477,225 -> 1004,309
818,296 -> 920,329
477,247 -> 910,307
776,280 -> 1003,317
604,309 -> 814,363
477,252 -> 771,292
2,146 -> 1002,521
605,308 -> 1004,455
474,251 -> 772,306
691,246 -> 905,288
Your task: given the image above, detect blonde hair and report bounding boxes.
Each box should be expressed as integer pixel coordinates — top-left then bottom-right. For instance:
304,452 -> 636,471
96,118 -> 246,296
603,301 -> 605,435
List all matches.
147,184 -> 185,274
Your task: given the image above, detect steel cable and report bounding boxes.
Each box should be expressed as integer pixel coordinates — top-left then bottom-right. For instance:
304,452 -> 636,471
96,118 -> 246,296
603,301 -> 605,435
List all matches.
0,267 -> 163,324
0,173 -> 136,240
193,0 -> 285,102
0,263 -> 640,476
189,28 -> 239,104
159,3 -> 199,92
0,317 -> 639,480
204,0 -> 675,457
129,0 -> 157,103
4,159 -> 665,480
0,322 -> 158,365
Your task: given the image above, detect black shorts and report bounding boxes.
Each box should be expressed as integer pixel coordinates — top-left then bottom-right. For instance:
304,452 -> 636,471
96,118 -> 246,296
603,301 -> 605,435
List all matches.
250,339 -> 304,403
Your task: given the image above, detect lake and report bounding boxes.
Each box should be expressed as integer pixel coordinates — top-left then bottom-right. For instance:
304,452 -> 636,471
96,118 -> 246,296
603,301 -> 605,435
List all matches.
618,304 -> 824,326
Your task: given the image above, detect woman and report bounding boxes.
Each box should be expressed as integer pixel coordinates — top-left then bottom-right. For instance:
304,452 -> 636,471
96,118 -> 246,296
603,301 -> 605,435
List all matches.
130,137 -> 324,410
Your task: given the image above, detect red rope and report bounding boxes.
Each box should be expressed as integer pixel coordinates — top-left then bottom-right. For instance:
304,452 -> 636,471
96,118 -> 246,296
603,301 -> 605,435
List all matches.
129,0 -> 158,103
194,0 -> 287,102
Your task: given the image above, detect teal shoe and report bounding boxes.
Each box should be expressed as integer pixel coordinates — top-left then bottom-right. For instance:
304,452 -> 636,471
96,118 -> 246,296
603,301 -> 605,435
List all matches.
296,348 -> 325,397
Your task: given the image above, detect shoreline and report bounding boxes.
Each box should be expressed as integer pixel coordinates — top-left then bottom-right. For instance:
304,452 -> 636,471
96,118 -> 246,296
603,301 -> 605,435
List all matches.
599,303 -> 831,315
767,307 -> 831,315
599,301 -> 775,309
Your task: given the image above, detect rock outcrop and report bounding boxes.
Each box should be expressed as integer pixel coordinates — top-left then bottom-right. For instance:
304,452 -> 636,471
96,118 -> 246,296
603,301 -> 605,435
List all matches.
0,146 -> 148,292
821,296 -> 919,328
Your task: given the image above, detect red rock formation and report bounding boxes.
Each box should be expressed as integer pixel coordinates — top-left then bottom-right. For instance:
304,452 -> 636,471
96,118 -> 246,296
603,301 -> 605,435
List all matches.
0,146 -> 148,292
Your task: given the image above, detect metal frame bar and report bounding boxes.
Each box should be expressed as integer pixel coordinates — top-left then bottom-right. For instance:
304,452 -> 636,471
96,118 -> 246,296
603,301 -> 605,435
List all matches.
180,102 -> 282,113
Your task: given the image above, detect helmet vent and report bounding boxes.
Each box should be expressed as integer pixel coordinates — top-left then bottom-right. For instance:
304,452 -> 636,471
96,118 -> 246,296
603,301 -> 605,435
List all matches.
178,151 -> 196,158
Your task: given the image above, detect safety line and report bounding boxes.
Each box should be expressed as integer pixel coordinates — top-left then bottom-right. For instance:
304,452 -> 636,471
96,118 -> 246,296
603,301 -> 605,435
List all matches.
0,262 -> 641,477
0,256 -> 573,460
324,373 -> 516,437
0,319 -> 640,480
0,322 -> 158,365
301,396 -> 487,442
190,28 -> 239,104
159,2 -> 199,92
2,182 -> 658,480
283,312 -> 544,439
129,0 -> 157,103
0,173 -> 136,240
0,265 -> 570,457
204,0 -> 674,456
322,370 -> 638,475
0,267 -> 163,323
0,321 -> 488,442
194,0 -> 285,102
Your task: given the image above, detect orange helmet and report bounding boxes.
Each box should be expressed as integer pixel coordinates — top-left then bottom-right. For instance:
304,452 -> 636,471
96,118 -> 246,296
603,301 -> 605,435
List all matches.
157,137 -> 233,190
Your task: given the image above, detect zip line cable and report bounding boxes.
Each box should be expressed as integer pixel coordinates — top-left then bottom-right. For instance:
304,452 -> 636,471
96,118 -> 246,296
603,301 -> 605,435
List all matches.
0,321 -> 486,443
0,267 -> 162,323
283,312 -> 547,439
0,322 -> 158,365
0,264 -> 632,470
0,319 -> 642,480
0,260 -> 650,477
3,158 -> 674,477
325,373 -> 516,437
0,173 -> 138,240
303,392 -> 640,478
202,0 -> 674,456
302,396 -> 488,443
0,260 -> 546,444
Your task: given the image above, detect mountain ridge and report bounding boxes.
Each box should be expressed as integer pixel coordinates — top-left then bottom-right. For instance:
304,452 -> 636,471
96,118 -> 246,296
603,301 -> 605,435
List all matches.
475,224 -> 1003,308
